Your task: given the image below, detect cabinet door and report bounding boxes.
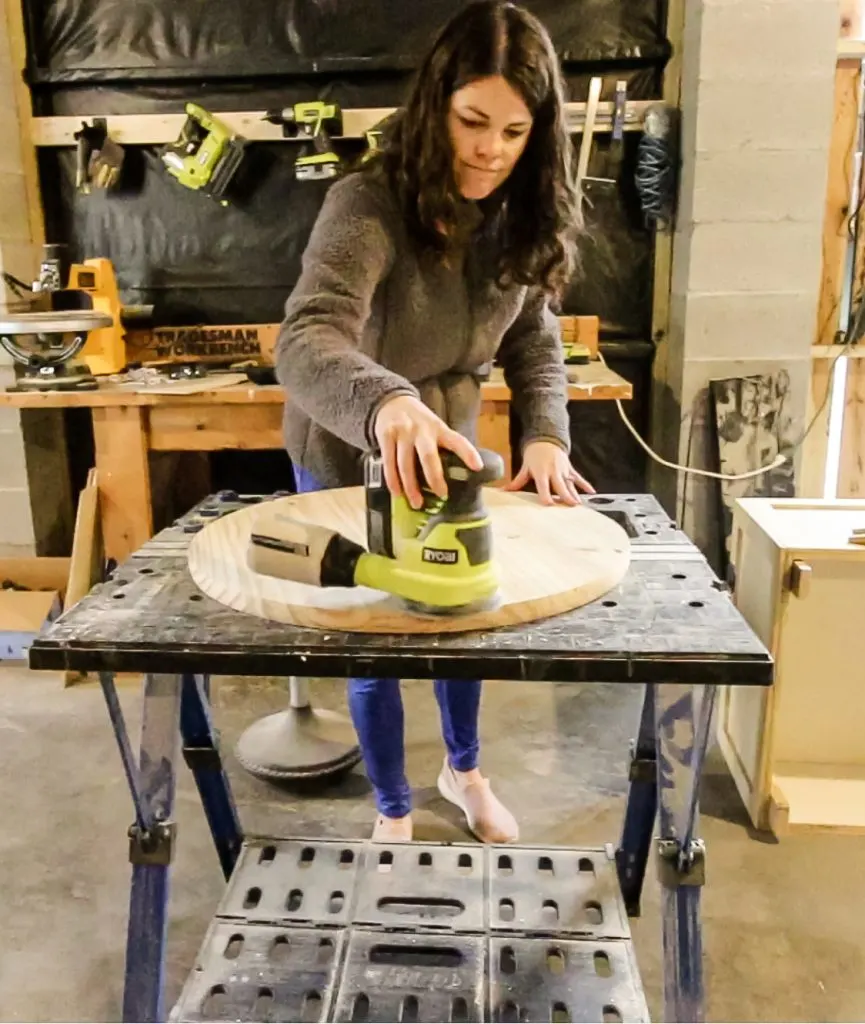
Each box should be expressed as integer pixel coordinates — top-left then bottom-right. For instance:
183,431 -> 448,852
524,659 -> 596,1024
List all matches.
773,554 -> 865,768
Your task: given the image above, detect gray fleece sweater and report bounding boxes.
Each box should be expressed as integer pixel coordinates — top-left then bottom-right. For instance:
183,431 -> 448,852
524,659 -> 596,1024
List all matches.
274,169 -> 571,488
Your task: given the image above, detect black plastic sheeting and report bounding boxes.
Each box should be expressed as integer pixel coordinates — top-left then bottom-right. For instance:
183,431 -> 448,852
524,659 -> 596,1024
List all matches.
38,125 -> 654,333
28,0 -> 666,494
25,0 -> 669,82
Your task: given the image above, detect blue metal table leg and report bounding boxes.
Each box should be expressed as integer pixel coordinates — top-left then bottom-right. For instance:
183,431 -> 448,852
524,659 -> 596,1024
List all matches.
615,683 -> 658,915
97,672 -> 181,1023
655,682 -> 717,1024
179,673 -> 243,879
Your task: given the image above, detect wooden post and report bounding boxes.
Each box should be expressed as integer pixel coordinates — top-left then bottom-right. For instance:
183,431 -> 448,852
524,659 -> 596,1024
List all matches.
92,406 -> 153,562
801,61 -> 862,497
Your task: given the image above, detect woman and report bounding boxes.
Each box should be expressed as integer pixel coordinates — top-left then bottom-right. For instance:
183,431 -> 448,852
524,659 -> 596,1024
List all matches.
274,0 -> 593,843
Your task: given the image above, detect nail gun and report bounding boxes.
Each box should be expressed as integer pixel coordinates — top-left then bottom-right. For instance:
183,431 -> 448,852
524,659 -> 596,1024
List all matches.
264,102 -> 343,181
247,448 -> 505,615
160,103 -> 247,205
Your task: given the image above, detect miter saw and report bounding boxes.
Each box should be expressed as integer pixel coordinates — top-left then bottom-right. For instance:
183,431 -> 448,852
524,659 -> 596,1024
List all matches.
0,245 -> 151,390
248,448 -> 505,615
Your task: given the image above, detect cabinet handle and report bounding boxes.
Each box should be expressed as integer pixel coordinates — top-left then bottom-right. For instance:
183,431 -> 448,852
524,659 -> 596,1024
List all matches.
788,560 -> 812,599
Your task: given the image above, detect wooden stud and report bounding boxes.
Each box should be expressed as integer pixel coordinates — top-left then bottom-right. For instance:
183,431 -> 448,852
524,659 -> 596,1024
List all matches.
91,406 -> 152,562
838,359 -> 865,496
2,0 -> 45,247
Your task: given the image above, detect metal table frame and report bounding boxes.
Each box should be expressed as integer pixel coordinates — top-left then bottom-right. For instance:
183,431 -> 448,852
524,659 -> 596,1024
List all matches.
28,491 -> 773,1023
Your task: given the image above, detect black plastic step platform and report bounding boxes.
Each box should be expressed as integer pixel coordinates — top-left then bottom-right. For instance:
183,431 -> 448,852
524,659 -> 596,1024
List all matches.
171,838 -> 650,1023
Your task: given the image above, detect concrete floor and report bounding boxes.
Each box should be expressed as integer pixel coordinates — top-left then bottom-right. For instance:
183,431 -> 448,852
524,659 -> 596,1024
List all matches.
1,669 -> 864,1023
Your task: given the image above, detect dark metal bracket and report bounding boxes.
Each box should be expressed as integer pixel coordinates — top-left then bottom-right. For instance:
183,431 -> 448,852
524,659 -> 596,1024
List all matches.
128,820 -> 177,867
657,838 -> 706,888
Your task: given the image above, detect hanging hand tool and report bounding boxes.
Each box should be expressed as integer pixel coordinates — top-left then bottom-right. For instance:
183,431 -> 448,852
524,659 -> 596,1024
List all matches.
160,104 -> 247,205
73,119 -> 125,194
248,448 -> 505,615
264,102 -> 343,181
576,77 -> 618,201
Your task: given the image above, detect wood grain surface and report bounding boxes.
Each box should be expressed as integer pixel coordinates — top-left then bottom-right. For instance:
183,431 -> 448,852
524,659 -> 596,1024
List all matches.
187,487 -> 631,635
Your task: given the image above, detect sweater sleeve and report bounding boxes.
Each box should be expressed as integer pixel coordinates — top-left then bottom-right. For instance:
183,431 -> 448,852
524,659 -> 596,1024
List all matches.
496,287 -> 571,454
274,174 -> 420,452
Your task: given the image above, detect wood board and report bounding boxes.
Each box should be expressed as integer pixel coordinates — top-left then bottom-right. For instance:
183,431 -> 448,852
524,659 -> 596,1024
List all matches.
187,488 -> 631,635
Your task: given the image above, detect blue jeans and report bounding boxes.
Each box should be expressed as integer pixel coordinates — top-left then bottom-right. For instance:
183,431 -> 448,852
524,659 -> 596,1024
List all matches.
293,463 -> 483,818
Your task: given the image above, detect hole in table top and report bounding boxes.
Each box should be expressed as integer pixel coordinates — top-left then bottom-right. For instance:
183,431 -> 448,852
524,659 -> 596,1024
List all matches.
223,933 -> 244,959
302,990 -> 322,1022
499,898 -> 515,922
644,529 -> 658,535
138,567 -> 154,575
317,937 -> 334,965
401,995 -> 420,1023
351,994 -> 370,1022
299,846 -> 316,868
451,996 -> 469,1023
578,857 -> 595,874
243,886 -> 261,909
602,600 -> 617,608
112,593 -> 125,600
202,985 -> 228,1017
328,890 -> 345,914
259,845 -> 276,865
626,497 -> 637,502
419,851 -> 433,869
457,852 -> 473,874
585,901 -> 603,925
603,1005 -> 622,1023
551,1002 -> 571,1023
500,1000 -> 521,1023
339,848 -> 355,868
286,888 -> 303,912
370,944 -> 464,968
538,855 -> 554,875
377,896 -> 464,918
499,946 -> 517,975
689,600 -> 705,608
546,947 -> 566,975
541,900 -> 559,925
270,936 -> 291,963
594,951 -> 613,978
589,497 -> 614,505
378,850 -> 394,872
672,573 -> 687,580
253,988 -> 274,1016
497,854 -> 513,876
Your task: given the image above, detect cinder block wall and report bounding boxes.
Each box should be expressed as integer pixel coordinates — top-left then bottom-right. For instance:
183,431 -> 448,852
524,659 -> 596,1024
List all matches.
0,3 -> 41,551
652,0 -> 840,565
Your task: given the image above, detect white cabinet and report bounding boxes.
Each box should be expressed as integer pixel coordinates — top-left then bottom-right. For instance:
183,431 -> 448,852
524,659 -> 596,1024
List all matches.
716,498 -> 865,837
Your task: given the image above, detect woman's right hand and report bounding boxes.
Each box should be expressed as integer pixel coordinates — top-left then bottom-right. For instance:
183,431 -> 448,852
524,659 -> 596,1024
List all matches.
373,394 -> 483,509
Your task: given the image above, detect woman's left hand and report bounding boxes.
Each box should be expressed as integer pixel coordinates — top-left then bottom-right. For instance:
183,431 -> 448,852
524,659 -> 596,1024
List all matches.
503,440 -> 595,506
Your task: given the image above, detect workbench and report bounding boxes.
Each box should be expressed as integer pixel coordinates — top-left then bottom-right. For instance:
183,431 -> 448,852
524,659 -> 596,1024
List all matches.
0,362 -> 631,564
28,491 -> 772,1024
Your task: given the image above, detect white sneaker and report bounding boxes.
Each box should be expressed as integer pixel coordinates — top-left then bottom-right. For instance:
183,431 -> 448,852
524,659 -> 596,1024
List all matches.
371,813 -> 413,843
437,760 -> 519,844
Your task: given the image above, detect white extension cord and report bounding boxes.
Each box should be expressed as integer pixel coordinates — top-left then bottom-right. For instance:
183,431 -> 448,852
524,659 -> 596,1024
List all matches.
594,350 -> 789,482
614,397 -> 787,482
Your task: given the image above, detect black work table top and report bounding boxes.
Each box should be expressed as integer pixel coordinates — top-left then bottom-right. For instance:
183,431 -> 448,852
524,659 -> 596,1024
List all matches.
29,493 -> 773,686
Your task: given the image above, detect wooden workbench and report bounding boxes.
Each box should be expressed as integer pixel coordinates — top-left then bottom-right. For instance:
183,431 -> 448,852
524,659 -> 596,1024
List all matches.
0,362 -> 631,561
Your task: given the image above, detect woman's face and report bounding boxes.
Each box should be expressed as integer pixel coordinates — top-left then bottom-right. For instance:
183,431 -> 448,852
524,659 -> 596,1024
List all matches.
447,74 -> 533,200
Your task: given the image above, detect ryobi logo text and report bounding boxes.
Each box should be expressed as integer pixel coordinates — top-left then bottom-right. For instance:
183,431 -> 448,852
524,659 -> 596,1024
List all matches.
422,547 -> 459,565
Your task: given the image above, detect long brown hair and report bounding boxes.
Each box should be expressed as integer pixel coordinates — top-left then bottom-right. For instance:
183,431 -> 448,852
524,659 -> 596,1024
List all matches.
369,0 -> 581,299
